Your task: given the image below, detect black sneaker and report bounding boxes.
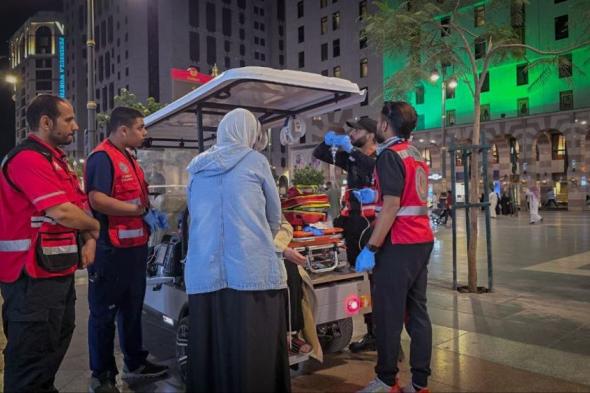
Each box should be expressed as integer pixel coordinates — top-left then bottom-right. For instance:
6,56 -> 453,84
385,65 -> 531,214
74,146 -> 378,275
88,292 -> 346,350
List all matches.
122,360 -> 168,379
89,372 -> 120,393
349,333 -> 377,353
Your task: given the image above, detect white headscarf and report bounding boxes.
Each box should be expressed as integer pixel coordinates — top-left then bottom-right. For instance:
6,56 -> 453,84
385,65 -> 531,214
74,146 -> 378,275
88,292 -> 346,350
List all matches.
216,108 -> 260,149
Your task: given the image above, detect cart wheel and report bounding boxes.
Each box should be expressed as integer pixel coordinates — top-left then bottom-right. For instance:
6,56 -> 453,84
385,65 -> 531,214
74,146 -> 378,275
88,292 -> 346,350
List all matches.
317,317 -> 354,353
176,315 -> 189,383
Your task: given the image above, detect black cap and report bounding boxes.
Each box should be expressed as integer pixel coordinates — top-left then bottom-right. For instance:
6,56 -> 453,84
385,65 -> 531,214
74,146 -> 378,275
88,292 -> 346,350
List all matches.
346,117 -> 377,134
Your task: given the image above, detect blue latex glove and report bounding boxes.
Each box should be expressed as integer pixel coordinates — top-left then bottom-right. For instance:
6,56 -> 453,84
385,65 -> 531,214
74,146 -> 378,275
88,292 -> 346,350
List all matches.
353,188 -> 377,204
156,211 -> 169,230
303,225 -> 324,236
324,130 -> 337,145
331,134 -> 353,153
143,209 -> 159,234
355,246 -> 376,272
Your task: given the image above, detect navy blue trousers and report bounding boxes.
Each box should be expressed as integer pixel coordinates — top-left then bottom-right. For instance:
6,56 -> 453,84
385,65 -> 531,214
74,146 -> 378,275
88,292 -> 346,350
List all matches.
87,241 -> 149,377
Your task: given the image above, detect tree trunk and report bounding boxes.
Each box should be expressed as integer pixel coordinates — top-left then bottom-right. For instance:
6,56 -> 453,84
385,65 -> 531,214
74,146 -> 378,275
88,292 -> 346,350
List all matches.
468,94 -> 482,292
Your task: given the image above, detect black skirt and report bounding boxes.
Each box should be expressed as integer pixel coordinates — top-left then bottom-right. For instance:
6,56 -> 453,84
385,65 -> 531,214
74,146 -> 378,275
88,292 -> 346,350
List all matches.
187,288 -> 291,393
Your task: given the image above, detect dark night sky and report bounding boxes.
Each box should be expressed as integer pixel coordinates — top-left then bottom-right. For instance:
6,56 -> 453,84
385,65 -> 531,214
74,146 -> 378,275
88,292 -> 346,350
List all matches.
0,0 -> 63,156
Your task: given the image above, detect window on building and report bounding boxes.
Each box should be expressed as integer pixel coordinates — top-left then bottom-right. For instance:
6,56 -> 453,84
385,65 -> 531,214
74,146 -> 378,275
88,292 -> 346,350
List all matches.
321,43 -> 328,61
332,12 -> 340,30
261,38 -> 265,46
240,60 -> 245,67
415,85 -> 424,105
189,0 -> 199,27
238,0 -> 245,9
359,0 -> 368,19
102,86 -> 107,111
108,16 -> 114,43
551,133 -> 566,160
101,20 -> 107,47
109,82 -> 114,109
239,13 -> 244,24
321,16 -> 328,35
297,1 -> 304,18
239,29 -> 245,40
321,69 -> 329,76
333,39 -> 340,57
222,8 -> 232,36
105,52 -> 111,78
474,5 -> 485,27
98,55 -> 104,81
261,53 -> 265,61
255,52 -> 259,60
554,15 -> 568,40
279,25 -> 284,36
446,109 -> 456,126
517,97 -> 529,116
480,72 -> 489,92
254,21 -> 259,30
320,0 -> 328,8
207,36 -> 216,65
79,5 -> 84,29
279,55 -> 284,66
360,58 -> 368,78
255,36 -> 259,44
206,3 -> 216,32
491,144 -> 499,163
260,23 -> 265,32
559,90 -> 573,110
224,40 -> 230,52
558,54 -> 572,78
422,149 -> 432,167
474,37 -> 486,59
240,44 -> 245,55
360,29 -> 368,49
298,26 -> 304,43
417,114 -> 425,130
279,40 -> 284,50
445,83 -> 455,99
333,65 -> 341,77
298,51 -> 305,68
511,1 -> 525,43
480,104 -> 490,121
516,63 -> 528,85
190,32 -> 200,62
440,16 -> 451,37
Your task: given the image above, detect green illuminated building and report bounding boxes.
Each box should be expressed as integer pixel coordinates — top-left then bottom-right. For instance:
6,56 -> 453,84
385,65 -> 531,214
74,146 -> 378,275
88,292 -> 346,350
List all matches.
383,0 -> 590,210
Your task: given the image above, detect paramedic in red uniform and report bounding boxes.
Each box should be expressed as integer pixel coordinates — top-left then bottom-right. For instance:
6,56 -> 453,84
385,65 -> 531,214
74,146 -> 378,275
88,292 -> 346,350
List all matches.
84,107 -> 168,393
0,95 -> 100,393
357,101 -> 434,393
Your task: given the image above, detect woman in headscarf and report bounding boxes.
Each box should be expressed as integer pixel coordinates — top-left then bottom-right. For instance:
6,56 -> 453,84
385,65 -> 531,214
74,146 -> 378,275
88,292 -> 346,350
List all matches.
184,108 -> 290,392
526,184 -> 543,224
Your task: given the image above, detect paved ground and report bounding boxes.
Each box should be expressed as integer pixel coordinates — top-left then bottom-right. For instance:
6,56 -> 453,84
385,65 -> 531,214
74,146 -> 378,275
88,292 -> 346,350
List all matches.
1,210 -> 590,392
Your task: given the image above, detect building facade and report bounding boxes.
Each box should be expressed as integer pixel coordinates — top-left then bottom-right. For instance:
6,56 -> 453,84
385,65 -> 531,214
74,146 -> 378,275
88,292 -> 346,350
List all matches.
278,0 -> 383,179
384,0 -> 590,210
8,12 -> 67,149
59,0 -> 285,156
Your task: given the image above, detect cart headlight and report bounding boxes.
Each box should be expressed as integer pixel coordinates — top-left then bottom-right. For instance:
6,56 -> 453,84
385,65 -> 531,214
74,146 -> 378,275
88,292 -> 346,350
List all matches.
162,315 -> 175,326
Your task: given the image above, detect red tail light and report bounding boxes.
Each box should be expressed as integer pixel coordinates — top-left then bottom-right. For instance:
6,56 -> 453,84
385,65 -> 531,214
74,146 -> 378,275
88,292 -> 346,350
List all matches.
345,294 -> 360,315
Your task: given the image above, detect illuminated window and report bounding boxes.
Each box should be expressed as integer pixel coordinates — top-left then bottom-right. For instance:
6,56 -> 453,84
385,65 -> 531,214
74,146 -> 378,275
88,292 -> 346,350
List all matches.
517,98 -> 529,116
551,133 -> 566,160
480,104 -> 490,122
559,90 -> 573,110
333,65 -> 341,78
360,58 -> 368,78
422,148 -> 432,167
491,144 -> 499,163
446,109 -> 456,126
558,54 -> 572,78
359,1 -> 368,19
474,5 -> 485,27
321,17 -> 328,35
333,12 -> 340,30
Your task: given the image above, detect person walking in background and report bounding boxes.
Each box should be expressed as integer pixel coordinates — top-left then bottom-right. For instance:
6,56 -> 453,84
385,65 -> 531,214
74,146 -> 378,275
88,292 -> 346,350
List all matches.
184,108 -> 290,392
489,188 -> 498,218
526,185 -> 543,224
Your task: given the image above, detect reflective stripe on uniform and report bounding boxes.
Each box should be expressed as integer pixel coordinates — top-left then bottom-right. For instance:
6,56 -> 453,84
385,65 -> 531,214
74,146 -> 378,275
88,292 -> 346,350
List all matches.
126,198 -> 141,206
31,216 -> 58,228
119,228 -> 144,239
32,191 -> 66,205
0,239 -> 32,252
41,244 -> 78,255
397,206 -> 429,216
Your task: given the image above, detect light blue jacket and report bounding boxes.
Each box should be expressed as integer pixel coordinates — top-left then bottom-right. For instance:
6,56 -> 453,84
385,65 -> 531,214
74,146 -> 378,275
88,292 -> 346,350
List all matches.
184,145 -> 286,294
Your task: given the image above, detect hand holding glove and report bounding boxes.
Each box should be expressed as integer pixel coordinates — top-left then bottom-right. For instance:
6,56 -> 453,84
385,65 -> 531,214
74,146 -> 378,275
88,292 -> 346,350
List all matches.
353,188 -> 377,204
156,211 -> 169,230
355,246 -> 376,272
324,130 -> 337,145
143,209 -> 160,234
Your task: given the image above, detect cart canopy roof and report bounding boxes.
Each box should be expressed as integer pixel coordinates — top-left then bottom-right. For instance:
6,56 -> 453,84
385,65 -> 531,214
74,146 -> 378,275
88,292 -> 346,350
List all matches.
143,66 -> 366,149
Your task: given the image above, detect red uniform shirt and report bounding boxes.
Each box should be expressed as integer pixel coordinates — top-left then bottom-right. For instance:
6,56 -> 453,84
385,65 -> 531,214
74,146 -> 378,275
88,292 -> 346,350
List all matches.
0,135 -> 87,282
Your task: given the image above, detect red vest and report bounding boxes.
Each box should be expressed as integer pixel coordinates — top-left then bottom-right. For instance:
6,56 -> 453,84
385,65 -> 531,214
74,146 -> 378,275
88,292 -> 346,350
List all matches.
88,140 -> 149,248
375,141 -> 434,245
0,137 -> 88,282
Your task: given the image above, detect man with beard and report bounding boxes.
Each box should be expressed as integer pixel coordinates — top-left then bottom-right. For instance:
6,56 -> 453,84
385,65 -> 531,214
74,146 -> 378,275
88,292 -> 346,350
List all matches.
85,107 -> 168,392
0,95 -> 100,392
313,117 -> 380,353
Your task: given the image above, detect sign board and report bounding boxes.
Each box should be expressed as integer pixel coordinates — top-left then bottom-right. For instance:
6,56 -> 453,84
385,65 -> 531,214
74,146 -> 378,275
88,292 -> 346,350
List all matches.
170,67 -> 214,100
58,36 -> 66,98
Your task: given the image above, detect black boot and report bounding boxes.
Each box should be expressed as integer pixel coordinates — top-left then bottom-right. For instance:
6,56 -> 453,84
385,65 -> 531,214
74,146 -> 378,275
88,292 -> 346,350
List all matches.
349,333 -> 377,353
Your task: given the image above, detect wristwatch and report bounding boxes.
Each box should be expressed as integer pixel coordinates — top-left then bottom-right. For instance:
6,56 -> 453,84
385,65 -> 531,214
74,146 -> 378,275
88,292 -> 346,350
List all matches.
367,244 -> 380,252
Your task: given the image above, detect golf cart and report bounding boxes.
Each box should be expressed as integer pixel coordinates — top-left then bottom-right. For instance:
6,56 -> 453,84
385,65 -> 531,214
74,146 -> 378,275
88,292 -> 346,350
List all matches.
140,67 -> 372,379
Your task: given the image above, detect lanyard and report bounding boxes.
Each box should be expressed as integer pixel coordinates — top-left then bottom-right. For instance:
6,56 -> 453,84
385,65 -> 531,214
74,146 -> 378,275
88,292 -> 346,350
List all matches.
376,136 -> 404,156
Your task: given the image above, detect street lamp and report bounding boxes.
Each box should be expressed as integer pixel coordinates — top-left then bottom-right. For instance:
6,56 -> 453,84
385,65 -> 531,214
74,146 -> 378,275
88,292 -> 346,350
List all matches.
86,0 -> 97,155
431,69 -> 457,184
5,74 -> 18,85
